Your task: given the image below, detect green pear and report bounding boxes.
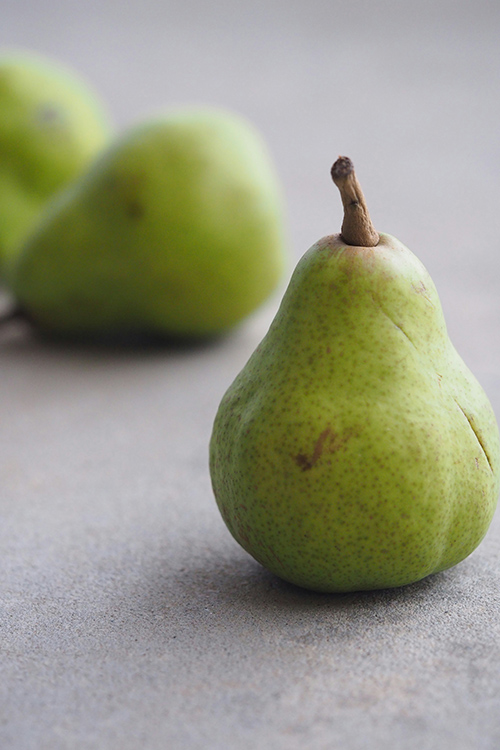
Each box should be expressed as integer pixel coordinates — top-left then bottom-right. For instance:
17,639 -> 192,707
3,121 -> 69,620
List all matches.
7,108 -> 286,339
0,51 -> 111,274
209,156 -> 500,593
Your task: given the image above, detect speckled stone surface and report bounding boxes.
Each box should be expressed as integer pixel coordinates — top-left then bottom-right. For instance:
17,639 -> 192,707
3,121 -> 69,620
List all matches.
1,2 -> 500,748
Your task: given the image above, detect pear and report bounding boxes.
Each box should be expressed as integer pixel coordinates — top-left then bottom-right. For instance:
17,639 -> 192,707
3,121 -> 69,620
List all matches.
209,157 -> 500,593
0,51 -> 111,274
7,108 -> 286,339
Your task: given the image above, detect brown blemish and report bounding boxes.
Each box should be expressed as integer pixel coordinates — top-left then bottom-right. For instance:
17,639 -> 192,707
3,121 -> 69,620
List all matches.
109,172 -> 147,221
412,281 -> 427,294
295,426 -> 357,471
125,200 -> 144,219
412,281 -> 433,304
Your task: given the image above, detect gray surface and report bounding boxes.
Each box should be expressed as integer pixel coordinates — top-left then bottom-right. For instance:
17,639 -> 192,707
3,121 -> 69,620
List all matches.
1,2 -> 500,748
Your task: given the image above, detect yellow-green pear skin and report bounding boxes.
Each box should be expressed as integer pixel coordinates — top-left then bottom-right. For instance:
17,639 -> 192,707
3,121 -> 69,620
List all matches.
210,223 -> 500,593
8,108 -> 286,338
0,51 -> 111,272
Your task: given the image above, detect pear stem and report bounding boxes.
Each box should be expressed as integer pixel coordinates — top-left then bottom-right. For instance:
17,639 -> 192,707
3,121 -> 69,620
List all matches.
331,156 -> 379,247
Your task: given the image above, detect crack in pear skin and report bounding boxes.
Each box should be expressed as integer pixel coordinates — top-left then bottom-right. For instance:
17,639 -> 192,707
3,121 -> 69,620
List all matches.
370,293 -> 418,350
389,318 -> 415,347
453,398 -> 494,473
372,295 -> 493,474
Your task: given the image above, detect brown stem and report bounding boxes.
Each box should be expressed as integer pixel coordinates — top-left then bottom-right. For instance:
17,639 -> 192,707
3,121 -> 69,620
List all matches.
330,156 -> 379,247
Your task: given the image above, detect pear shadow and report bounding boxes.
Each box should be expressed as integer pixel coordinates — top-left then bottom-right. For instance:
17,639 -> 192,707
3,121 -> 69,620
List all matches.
163,551 -> 449,609
0,312 -> 240,365
119,542 -> 453,650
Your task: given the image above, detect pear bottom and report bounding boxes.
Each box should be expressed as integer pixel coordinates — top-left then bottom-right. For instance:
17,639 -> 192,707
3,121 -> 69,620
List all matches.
211,404 -> 497,593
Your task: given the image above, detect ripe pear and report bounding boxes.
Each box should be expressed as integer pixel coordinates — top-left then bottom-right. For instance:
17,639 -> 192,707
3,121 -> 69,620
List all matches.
209,157 -> 500,593
7,108 -> 286,339
0,51 -> 111,275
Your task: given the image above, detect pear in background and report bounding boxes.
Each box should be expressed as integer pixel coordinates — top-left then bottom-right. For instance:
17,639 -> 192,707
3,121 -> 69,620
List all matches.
210,156 -> 500,593
7,108 -> 286,339
0,51 -> 111,273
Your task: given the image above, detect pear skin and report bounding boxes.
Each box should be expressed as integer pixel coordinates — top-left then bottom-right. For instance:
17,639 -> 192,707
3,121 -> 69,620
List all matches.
0,51 -> 111,273
209,158 -> 500,593
8,108 -> 286,339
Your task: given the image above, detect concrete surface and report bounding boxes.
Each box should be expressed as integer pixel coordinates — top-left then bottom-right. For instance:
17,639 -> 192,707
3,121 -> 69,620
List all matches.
1,2 -> 500,748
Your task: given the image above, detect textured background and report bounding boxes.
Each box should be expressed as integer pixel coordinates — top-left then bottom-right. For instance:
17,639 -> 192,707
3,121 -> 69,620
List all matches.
1,1 -> 500,748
